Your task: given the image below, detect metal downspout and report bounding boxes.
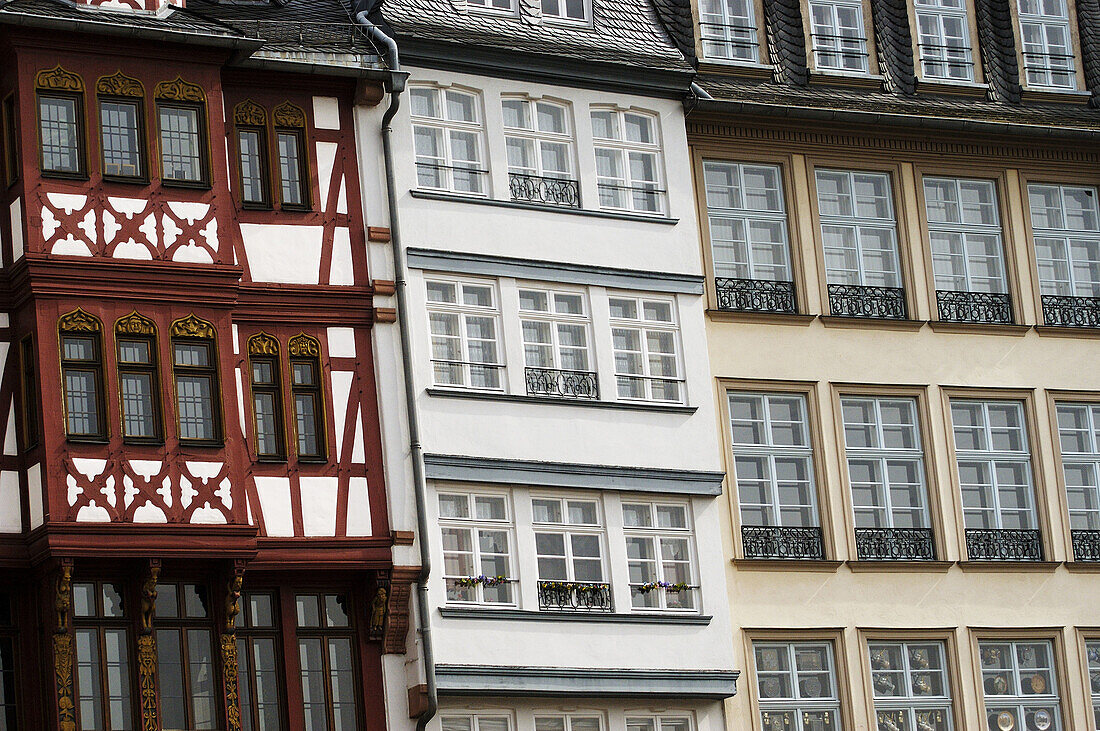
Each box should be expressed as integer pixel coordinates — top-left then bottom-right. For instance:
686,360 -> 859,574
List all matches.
355,9 -> 438,731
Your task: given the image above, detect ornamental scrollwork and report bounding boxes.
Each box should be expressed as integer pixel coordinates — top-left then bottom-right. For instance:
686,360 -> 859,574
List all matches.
170,314 -> 215,339
59,308 -> 102,333
117,312 -> 156,336
221,633 -> 242,731
273,101 -> 307,129
36,65 -> 84,92
288,333 -> 321,358
54,634 -> 76,731
137,634 -> 159,731
247,332 -> 279,357
154,76 -> 205,103
234,99 -> 267,127
96,71 -> 144,98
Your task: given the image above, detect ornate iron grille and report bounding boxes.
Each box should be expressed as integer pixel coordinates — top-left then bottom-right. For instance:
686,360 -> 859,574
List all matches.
525,367 -> 599,400
854,527 -> 935,561
508,172 -> 580,208
965,528 -> 1043,561
537,581 -> 613,612
1071,529 -> 1100,561
936,290 -> 1013,324
827,284 -> 907,319
715,278 -> 797,314
741,526 -> 825,560
1041,295 -> 1100,328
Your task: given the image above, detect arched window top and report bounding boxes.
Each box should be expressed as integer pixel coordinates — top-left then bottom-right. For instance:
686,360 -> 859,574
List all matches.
96,72 -> 144,98
154,76 -> 206,104
234,99 -> 267,128
272,102 -> 307,129
170,314 -> 215,339
248,332 -> 280,356
59,308 -> 102,333
116,311 -> 156,336
36,65 -> 84,93
288,333 -> 321,358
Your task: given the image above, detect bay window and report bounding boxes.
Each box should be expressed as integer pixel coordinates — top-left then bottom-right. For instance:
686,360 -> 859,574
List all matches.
38,91 -> 85,176
99,97 -> 144,180
157,101 -> 207,185
60,311 -> 107,441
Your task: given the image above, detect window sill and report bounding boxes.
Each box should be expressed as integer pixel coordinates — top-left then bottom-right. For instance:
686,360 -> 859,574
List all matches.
438,607 -> 712,624
819,316 -> 925,332
1063,560 -> 1100,572
65,436 -> 110,445
279,203 -> 313,213
426,387 -> 697,414
928,321 -> 1030,336
1035,325 -> 1100,338
845,560 -> 954,573
808,70 -> 885,90
915,78 -> 989,97
122,438 -> 165,447
957,560 -> 1061,572
241,201 -> 274,212
160,179 -> 212,191
706,309 -> 816,326
1020,88 -> 1093,105
697,60 -> 774,79
297,457 -> 329,465
731,558 -> 842,572
409,189 -> 679,226
177,439 -> 225,449
102,175 -> 150,186
42,170 -> 90,182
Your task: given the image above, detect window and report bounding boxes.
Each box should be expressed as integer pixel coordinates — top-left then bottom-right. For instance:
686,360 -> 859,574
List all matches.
502,98 -> 577,205
234,101 -> 270,207
914,0 -> 976,80
73,582 -> 133,731
1017,0 -> 1076,89
155,78 -> 208,186
0,593 -> 17,731
542,0 -> 587,20
442,714 -> 512,731
1086,642 -> 1100,731
754,642 -> 842,731
38,92 -> 84,176
59,310 -> 106,441
520,287 -> 596,399
155,583 -> 218,731
438,491 -> 516,605
1029,184 -> 1100,302
466,0 -> 513,11
410,87 -> 487,195
532,496 -> 606,584
537,716 -> 603,731
868,641 -> 953,731
627,718 -> 692,731
274,102 -> 309,209
99,98 -> 144,180
235,592 -> 283,731
978,641 -> 1062,731
591,108 -> 665,215
809,0 -> 870,72
295,593 -> 358,731
289,335 -> 325,461
19,337 -> 38,450
1054,403 -> 1100,531
622,500 -> 696,611
699,0 -> 760,61
842,397 -> 933,559
2,93 -> 18,185
248,334 -> 285,460
171,316 -> 221,444
816,170 -> 902,289
427,278 -> 504,391
608,295 -> 683,404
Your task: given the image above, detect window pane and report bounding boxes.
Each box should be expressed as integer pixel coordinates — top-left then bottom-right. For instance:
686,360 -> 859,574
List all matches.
101,100 -> 141,177
159,105 -> 203,183
177,375 -> 215,441
156,630 -> 185,729
65,369 -> 100,436
121,372 -> 156,438
238,129 -> 265,204
39,95 -> 81,173
277,131 -> 304,206
295,392 -> 320,456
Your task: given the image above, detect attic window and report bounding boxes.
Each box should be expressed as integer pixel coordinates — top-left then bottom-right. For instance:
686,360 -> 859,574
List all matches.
542,0 -> 588,22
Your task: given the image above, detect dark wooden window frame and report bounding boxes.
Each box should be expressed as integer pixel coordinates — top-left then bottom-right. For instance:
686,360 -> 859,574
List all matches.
19,336 -> 39,451
97,94 -> 148,184
1,93 -> 18,187
153,77 -> 211,190
169,315 -> 223,447
153,582 -> 222,731
272,101 -> 311,211
288,335 -> 326,462
237,124 -> 271,208
115,315 -> 163,445
236,590 -> 286,731
71,581 -> 137,731
248,333 -> 286,461
0,591 -> 20,731
59,310 -> 108,443
36,90 -> 87,180
294,592 -> 360,731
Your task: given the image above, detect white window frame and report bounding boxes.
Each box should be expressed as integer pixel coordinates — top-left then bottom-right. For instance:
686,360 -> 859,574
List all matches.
535,713 -> 605,731
914,0 -> 976,81
869,641 -> 954,731
949,400 -> 1037,531
591,107 -> 666,216
608,294 -> 685,405
1028,183 -> 1100,298
502,97 -> 577,183
466,0 -> 516,12
441,712 -> 515,731
410,86 -> 489,195
1016,0 -> 1077,89
703,160 -> 793,283
1086,641 -> 1100,731
699,0 -> 761,62
1054,402 -> 1100,531
816,169 -> 903,288
621,499 -> 698,612
438,490 -> 517,607
426,277 -> 505,391
518,286 -> 594,374
531,495 -> 608,585
541,0 -> 589,22
924,177 -> 1009,295
754,641 -> 843,731
626,716 -> 695,731
809,0 -> 871,72
978,640 -> 1063,731
729,392 -> 820,529
841,396 -> 930,530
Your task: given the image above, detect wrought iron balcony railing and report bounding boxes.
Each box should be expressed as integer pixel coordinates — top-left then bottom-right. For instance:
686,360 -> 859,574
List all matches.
965,528 -> 1043,561
854,527 -> 936,561
936,290 -> 1014,324
1071,529 -> 1100,561
508,172 -> 580,208
827,284 -> 907,320
1041,295 -> 1100,328
525,367 -> 599,400
715,278 -> 797,314
742,525 -> 825,560
537,580 -> 613,612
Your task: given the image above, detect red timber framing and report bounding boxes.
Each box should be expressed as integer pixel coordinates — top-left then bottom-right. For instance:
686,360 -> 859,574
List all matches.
0,21 -> 410,731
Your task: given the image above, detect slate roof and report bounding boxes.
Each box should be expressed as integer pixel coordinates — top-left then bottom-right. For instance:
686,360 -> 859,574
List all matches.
0,0 -> 252,41
188,0 -> 382,53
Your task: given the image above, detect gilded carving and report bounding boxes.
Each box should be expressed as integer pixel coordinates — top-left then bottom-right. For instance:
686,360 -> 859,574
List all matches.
170,313 -> 215,339
288,333 -> 321,358
55,562 -> 73,632
117,311 -> 156,336
137,634 -> 159,731
221,633 -> 242,731
59,308 -> 102,333
369,585 -> 388,638
273,101 -> 307,129
247,332 -> 279,357
35,65 -> 84,93
139,564 -> 160,635
234,99 -> 267,127
154,76 -> 206,103
54,634 -> 76,731
96,71 -> 144,98
224,573 -> 243,633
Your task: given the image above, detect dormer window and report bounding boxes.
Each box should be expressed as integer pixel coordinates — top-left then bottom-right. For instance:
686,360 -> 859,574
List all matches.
1016,0 -> 1077,89
467,0 -> 514,11
699,0 -> 760,63
809,0 -> 871,73
914,0 -> 976,81
542,0 -> 587,21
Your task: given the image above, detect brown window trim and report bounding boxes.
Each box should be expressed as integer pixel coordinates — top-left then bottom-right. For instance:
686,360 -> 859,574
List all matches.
236,124 -> 272,209
155,99 -> 211,190
59,310 -> 108,443
97,93 -> 149,185
248,333 -> 286,462
72,580 -> 137,731
153,581 -> 223,731
235,590 -> 285,731
274,125 -> 311,211
1,93 -> 19,187
294,591 -> 361,730
36,89 -> 88,181
115,317 -> 163,446
289,335 -> 326,463
169,314 -> 223,447
19,336 -> 39,451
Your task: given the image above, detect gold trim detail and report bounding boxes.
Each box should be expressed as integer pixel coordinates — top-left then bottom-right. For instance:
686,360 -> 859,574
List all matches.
96,71 -> 144,98
55,562 -> 72,632
140,564 -> 159,634
54,634 -> 76,731
116,312 -> 156,336
288,333 -> 321,357
137,634 -> 159,731
247,332 -> 279,356
369,585 -> 388,639
234,99 -> 267,127
221,633 -> 242,731
154,76 -> 206,103
170,314 -> 215,339
272,101 -> 307,129
36,65 -> 84,93
59,308 -> 102,333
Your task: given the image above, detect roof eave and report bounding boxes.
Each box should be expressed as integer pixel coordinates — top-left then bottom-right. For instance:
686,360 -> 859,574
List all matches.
0,10 -> 265,52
